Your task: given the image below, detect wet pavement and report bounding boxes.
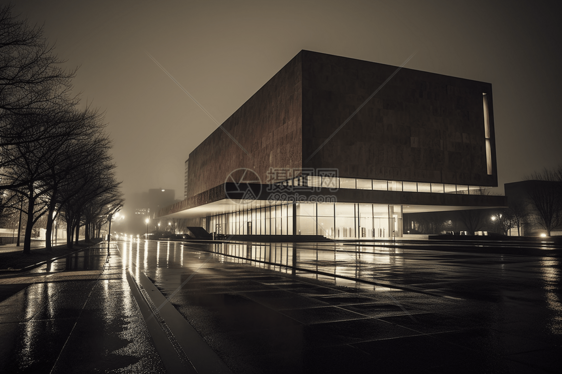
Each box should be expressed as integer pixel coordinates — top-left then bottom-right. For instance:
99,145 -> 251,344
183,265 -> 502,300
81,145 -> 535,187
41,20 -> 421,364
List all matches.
1,238 -> 561,373
0,242 -> 166,373
121,239 -> 561,374
0,240 -> 47,254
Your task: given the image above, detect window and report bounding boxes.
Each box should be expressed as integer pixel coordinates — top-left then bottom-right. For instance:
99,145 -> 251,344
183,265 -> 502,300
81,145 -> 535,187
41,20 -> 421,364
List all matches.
339,178 -> 356,189
403,182 -> 417,192
431,183 -> 444,193
388,181 -> 402,191
372,180 -> 388,191
444,184 -> 456,194
356,179 -> 372,190
418,183 -> 431,193
483,93 -> 492,175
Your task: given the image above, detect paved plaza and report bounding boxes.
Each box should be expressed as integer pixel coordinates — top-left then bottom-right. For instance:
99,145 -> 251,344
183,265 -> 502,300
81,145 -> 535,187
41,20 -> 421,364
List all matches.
0,239 -> 561,373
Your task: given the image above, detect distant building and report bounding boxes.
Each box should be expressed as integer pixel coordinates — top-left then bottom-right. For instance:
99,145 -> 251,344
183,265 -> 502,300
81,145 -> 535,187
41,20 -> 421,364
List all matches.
134,208 -> 148,216
148,189 -> 175,219
184,160 -> 189,199
159,50 -> 504,238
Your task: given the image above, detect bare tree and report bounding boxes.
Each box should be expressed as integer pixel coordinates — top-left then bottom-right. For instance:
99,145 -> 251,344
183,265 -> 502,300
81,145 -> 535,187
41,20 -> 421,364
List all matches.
57,147 -> 122,248
41,107 -> 108,249
0,5 -> 75,145
456,188 -> 493,235
524,170 -> 562,236
490,209 -> 518,236
0,5 -> 123,251
507,200 -> 527,236
0,103 -> 113,253
457,209 -> 487,235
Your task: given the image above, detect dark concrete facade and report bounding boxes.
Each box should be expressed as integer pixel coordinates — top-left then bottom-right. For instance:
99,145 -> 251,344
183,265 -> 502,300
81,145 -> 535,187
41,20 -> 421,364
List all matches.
186,53 -> 303,198
185,50 -> 498,200
302,51 -> 497,185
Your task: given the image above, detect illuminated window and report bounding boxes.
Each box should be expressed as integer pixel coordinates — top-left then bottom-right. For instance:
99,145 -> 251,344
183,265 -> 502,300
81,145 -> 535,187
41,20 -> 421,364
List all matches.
444,184 -> 456,194
403,182 -> 417,192
457,185 -> 469,194
321,175 -> 338,189
483,93 -> 492,175
388,181 -> 402,191
372,180 -> 388,191
340,178 -> 356,189
418,183 -> 431,193
308,176 -> 321,188
431,183 -> 444,193
356,179 -> 372,190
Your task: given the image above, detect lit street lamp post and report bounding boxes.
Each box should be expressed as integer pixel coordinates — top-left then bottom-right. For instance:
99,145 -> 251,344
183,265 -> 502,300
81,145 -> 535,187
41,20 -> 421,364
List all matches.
107,206 -> 122,255
145,218 -> 150,240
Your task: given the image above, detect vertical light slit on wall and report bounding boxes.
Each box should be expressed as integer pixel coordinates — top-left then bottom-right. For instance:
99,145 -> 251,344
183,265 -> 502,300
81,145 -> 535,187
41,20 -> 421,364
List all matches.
483,93 -> 492,175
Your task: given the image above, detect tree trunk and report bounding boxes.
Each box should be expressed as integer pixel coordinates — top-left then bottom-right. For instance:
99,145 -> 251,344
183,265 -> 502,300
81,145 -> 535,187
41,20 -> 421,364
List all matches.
75,222 -> 80,244
66,213 -> 74,249
22,194 -> 35,255
45,199 -> 57,251
16,201 -> 23,246
84,222 -> 90,242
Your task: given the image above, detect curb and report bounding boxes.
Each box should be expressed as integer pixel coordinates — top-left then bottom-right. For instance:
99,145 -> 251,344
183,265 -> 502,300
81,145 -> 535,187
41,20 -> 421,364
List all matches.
124,263 -> 232,374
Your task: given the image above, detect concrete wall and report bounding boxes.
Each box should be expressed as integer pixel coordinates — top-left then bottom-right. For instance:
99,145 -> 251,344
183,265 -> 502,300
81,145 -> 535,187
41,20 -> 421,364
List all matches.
302,51 -> 497,187
186,53 -> 303,198
185,50 -> 498,200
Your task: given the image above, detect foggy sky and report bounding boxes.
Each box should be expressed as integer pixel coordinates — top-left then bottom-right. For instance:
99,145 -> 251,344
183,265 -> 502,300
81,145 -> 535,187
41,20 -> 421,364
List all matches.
5,0 -> 562,211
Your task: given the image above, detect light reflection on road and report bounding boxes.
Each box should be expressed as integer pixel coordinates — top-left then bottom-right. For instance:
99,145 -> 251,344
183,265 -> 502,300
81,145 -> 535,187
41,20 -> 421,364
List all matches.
117,238 -> 562,302
540,258 -> 562,334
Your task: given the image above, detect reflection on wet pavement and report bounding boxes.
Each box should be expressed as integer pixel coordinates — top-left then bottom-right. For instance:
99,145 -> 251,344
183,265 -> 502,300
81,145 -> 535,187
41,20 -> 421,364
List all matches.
28,247 -> 107,274
121,238 -> 562,373
0,243 -> 167,373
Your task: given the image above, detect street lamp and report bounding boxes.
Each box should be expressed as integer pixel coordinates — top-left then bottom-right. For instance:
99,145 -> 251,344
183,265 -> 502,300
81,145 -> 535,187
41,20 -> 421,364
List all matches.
145,218 -> 150,240
158,222 -> 161,232
107,204 -> 123,255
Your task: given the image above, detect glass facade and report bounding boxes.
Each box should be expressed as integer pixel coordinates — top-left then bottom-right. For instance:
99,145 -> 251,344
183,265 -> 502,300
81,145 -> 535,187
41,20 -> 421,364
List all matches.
206,177 -> 490,239
207,202 -> 402,239
278,175 -> 488,195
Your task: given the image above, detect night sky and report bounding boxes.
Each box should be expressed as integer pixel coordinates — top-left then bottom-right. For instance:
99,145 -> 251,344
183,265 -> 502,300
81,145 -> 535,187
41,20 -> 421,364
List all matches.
5,0 -> 562,208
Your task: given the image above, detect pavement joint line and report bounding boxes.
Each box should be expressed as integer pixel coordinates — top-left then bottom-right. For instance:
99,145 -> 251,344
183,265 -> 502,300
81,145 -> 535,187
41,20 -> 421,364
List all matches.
200,245 -> 456,300
200,245 -> 475,323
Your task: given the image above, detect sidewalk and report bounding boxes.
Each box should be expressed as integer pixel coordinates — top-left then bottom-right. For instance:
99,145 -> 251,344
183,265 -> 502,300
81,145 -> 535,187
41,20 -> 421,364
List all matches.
0,239 -> 46,254
0,241 -> 167,373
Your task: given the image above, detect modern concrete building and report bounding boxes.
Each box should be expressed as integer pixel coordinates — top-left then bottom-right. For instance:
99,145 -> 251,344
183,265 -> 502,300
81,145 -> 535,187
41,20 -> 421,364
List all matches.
159,50 -> 504,239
